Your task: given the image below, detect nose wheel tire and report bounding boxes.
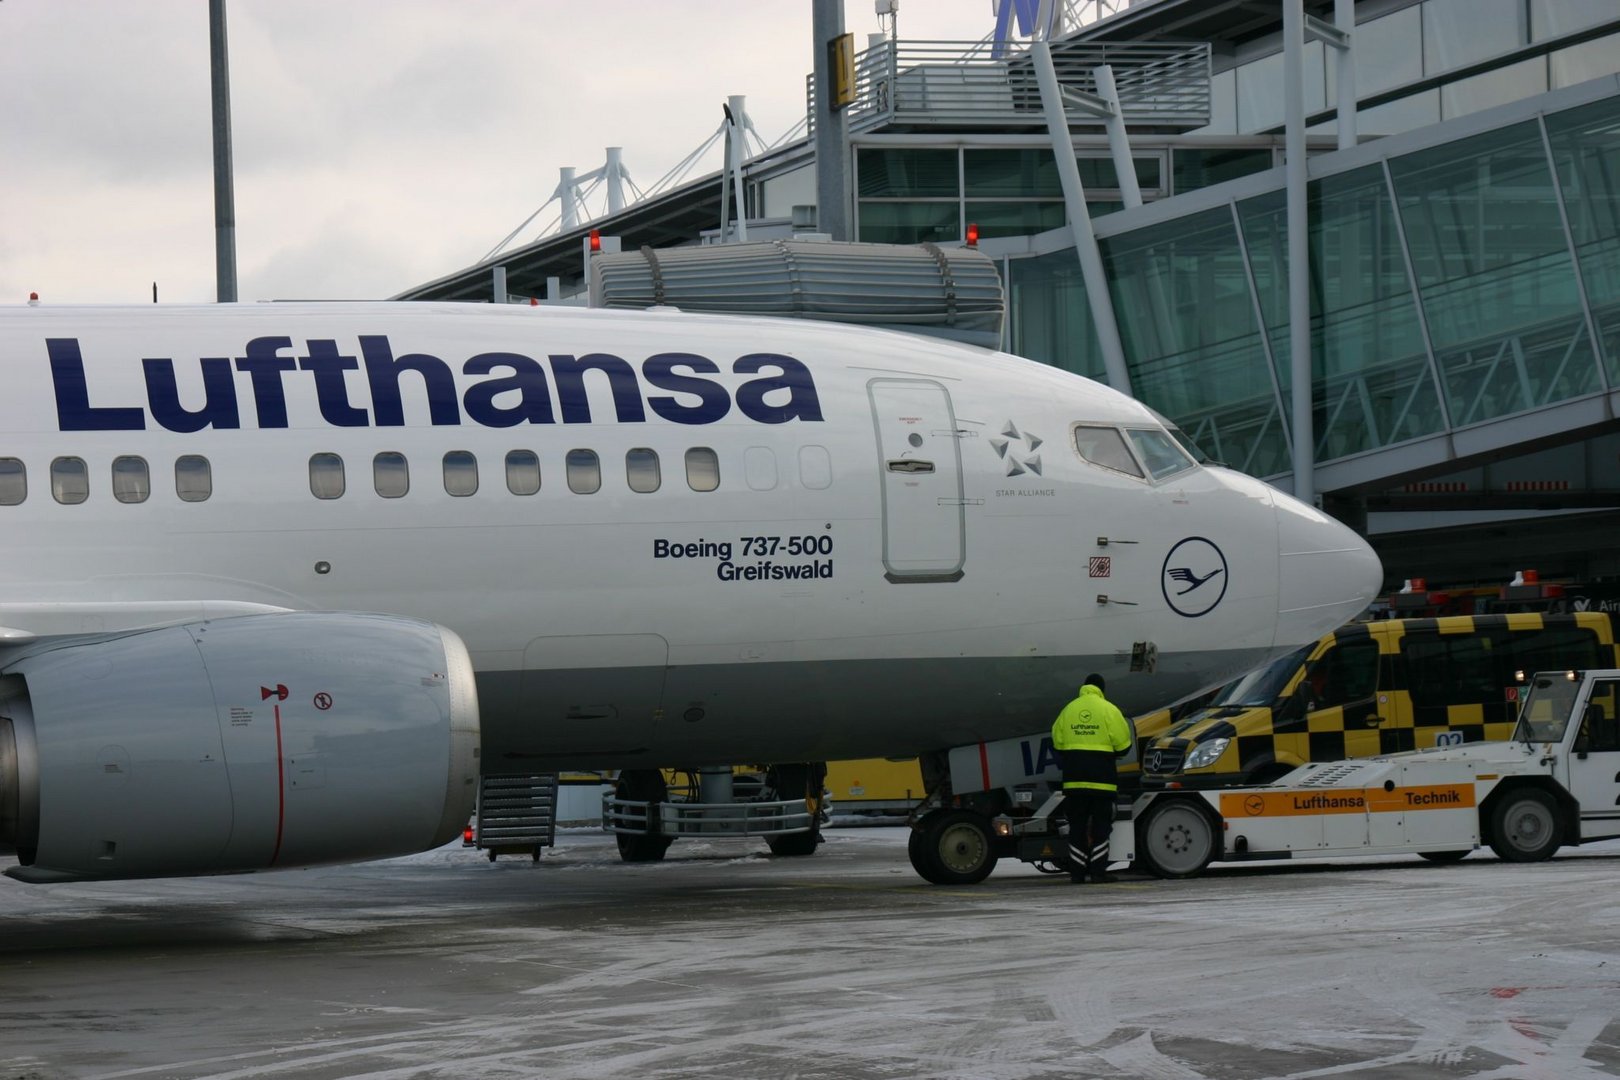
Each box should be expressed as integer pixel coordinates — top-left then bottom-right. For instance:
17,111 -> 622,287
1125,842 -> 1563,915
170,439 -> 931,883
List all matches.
1487,788 -> 1563,862
908,809 -> 998,885
614,769 -> 674,864
1137,799 -> 1218,879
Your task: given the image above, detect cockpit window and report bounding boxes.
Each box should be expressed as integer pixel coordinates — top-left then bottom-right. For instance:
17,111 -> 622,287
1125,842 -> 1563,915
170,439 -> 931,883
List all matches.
1072,425 -> 1143,478
1126,428 -> 1196,480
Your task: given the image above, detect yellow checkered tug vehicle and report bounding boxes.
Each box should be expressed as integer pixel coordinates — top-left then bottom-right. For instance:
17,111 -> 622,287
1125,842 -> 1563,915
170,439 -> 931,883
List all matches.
1113,666 -> 1620,877
1139,613 -> 1618,790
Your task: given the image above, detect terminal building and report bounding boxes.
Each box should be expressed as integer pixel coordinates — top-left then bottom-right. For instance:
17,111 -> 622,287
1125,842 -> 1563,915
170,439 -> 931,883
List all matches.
399,0 -> 1620,597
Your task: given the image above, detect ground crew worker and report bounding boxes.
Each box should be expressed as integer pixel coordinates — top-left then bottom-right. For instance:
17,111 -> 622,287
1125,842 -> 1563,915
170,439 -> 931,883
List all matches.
1052,673 -> 1133,883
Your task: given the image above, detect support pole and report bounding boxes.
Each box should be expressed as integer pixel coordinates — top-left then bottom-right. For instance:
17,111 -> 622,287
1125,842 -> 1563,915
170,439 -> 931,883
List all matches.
719,119 -> 734,241
1093,65 -> 1141,209
1033,41 -> 1133,395
812,0 -> 851,241
1284,0 -> 1314,503
728,95 -> 750,243
559,167 -> 578,231
208,0 -> 237,303
492,265 -> 506,305
1335,0 -> 1357,151
605,147 -> 625,215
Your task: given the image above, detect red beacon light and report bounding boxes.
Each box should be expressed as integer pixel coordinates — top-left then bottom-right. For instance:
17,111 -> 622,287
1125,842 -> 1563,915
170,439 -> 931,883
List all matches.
1502,568 -> 1562,603
27,292 -> 40,306
965,222 -> 980,248
1391,576 -> 1448,612
589,229 -> 601,253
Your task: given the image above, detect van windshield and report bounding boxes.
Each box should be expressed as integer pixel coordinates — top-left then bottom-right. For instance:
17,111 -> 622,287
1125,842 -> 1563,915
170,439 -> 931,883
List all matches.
1208,646 -> 1312,709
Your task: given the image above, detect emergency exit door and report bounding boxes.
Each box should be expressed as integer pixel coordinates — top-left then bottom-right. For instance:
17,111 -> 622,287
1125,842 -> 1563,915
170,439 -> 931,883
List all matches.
868,379 -> 966,582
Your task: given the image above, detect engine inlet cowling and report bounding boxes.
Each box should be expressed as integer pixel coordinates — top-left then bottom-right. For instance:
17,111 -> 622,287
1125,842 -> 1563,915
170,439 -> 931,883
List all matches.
0,678 -> 39,864
1,612 -> 478,883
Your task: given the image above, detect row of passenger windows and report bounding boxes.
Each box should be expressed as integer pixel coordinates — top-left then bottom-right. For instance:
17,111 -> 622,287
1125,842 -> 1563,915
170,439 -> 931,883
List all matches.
309,447 -> 721,499
0,456 -> 212,505
0,449 -> 725,506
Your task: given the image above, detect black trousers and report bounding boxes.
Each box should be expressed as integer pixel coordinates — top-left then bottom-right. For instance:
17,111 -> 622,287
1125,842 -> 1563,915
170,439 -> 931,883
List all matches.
1061,788 -> 1115,877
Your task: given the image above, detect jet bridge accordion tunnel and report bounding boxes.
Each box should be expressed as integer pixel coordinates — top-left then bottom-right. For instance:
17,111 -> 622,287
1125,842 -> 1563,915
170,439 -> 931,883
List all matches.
588,240 -> 1006,350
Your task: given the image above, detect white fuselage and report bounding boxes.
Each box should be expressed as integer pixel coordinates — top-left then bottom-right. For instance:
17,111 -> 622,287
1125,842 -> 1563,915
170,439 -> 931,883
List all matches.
0,303 -> 1382,768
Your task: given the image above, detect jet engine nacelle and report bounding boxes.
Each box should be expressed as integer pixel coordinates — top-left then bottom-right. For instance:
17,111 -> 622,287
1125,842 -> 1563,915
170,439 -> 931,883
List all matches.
0,612 -> 479,883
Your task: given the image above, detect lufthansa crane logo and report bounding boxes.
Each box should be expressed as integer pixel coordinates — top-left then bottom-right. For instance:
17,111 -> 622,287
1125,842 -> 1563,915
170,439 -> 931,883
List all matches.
1162,536 -> 1228,618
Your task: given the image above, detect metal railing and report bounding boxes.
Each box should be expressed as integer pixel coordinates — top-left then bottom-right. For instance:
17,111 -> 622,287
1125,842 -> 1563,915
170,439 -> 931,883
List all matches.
810,39 -> 1211,134
602,795 -> 816,839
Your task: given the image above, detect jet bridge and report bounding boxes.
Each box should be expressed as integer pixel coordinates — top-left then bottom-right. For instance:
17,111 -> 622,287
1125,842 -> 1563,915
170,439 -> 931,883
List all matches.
589,239 -> 1006,350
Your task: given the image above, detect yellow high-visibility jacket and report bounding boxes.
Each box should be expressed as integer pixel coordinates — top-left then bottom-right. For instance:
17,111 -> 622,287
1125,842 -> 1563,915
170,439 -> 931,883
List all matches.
1051,684 -> 1133,791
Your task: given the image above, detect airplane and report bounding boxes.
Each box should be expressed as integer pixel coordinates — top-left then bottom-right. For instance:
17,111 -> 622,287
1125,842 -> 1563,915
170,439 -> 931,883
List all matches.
0,300 -> 1382,882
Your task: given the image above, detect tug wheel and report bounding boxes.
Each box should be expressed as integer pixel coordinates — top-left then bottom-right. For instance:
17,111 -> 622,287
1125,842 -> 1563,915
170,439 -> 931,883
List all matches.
1136,798 -> 1218,879
908,809 -> 997,885
1487,788 -> 1562,863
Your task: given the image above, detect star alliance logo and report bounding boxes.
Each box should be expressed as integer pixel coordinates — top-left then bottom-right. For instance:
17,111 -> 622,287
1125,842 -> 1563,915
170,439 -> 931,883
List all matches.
990,420 -> 1043,477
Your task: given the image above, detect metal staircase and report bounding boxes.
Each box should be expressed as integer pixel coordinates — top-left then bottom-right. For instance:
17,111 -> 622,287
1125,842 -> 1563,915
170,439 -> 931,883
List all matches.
474,773 -> 559,862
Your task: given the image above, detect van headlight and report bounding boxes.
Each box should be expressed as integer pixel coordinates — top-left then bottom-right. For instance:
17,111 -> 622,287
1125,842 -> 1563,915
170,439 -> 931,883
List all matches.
1183,738 -> 1231,770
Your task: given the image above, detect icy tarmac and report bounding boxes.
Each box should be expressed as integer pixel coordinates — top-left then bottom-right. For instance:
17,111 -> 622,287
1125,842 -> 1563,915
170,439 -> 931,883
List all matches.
2,828 -> 1618,1080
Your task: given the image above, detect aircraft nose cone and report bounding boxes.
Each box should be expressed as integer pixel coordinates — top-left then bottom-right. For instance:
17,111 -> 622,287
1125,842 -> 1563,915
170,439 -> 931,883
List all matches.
1274,492 -> 1383,646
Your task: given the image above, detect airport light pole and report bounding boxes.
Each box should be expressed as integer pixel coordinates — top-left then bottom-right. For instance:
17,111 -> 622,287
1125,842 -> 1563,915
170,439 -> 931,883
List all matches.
209,0 -> 238,302
812,0 -> 851,240
1283,0 -> 1312,504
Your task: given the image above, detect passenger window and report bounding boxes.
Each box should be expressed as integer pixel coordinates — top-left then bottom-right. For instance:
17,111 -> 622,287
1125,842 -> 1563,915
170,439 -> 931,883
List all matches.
175,455 -> 212,502
443,451 -> 478,497
626,448 -> 660,493
566,449 -> 600,494
506,450 -> 540,496
1072,425 -> 1143,478
1126,428 -> 1195,480
744,446 -> 778,491
112,456 -> 150,504
374,452 -> 409,498
310,453 -> 345,499
798,445 -> 833,490
685,447 -> 720,492
0,458 -> 27,505
51,456 -> 88,505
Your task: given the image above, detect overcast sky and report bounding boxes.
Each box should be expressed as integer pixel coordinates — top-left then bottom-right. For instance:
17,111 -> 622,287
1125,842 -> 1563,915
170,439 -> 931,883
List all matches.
0,1 -> 995,305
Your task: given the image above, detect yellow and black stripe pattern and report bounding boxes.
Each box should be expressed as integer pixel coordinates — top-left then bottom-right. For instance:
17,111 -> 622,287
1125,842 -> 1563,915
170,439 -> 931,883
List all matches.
1142,612 -> 1616,786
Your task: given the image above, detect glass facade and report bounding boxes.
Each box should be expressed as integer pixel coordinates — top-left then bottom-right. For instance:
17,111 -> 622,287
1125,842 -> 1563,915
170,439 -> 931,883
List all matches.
1238,167 -> 1445,459
1009,89 -> 1620,479
1007,249 -> 1106,381
1100,208 -> 1289,475
1546,95 -> 1620,385
1389,121 -> 1598,425
1196,0 -> 1619,139
859,147 -> 1258,243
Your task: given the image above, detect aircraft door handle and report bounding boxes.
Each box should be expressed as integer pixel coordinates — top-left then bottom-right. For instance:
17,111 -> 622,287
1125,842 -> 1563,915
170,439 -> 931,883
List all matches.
887,460 -> 936,474
1367,715 -> 1386,727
